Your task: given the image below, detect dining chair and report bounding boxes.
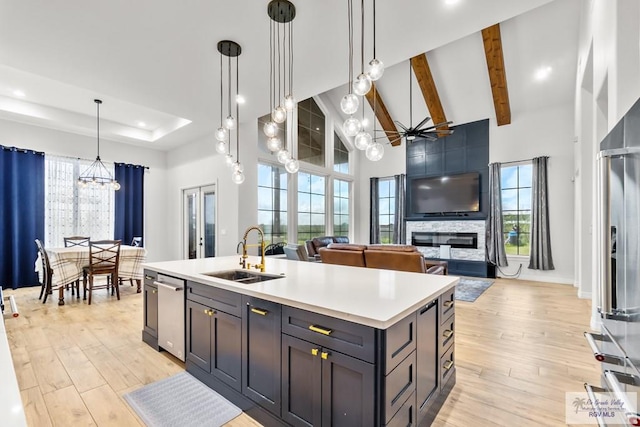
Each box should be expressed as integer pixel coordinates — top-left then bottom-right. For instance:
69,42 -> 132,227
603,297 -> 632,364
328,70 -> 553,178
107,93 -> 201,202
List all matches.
35,239 -> 79,303
63,236 -> 90,247
83,240 -> 122,305
63,236 -> 90,295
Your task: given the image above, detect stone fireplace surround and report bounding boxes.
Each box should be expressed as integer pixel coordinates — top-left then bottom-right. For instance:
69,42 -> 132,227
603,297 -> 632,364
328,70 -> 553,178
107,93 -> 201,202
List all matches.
406,220 -> 486,261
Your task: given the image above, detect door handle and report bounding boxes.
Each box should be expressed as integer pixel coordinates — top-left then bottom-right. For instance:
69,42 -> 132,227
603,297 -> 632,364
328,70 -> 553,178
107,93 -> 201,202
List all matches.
251,308 -> 268,316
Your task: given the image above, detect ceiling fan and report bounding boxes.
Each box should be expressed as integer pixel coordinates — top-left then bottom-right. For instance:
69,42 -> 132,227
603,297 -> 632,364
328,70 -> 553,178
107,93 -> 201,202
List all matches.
373,60 -> 454,145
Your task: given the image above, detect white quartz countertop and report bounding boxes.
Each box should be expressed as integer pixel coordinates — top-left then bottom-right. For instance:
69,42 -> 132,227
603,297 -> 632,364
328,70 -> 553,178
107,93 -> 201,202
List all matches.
0,312 -> 27,427
143,256 -> 458,329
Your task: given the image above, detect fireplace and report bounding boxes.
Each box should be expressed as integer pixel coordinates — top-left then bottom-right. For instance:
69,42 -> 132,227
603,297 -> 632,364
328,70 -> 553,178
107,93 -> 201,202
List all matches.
411,231 -> 478,249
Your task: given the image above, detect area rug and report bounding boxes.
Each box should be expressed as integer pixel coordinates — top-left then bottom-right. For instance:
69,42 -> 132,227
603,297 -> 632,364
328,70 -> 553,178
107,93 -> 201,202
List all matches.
455,277 -> 495,302
123,372 -> 242,427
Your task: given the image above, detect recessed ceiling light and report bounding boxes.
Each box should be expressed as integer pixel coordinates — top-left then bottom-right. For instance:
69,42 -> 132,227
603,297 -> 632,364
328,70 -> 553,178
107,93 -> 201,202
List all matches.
236,94 -> 246,104
137,121 -> 146,127
445,0 -> 460,6
13,89 -> 26,97
535,66 -> 553,81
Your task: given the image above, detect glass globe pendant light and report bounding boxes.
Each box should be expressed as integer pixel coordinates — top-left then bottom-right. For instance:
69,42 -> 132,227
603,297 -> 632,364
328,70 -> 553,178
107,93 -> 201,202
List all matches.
224,115 -> 236,129
215,127 -> 227,142
263,121 -> 278,138
353,73 -> 372,96
266,136 -> 282,152
340,93 -> 359,115
225,153 -> 235,167
285,157 -> 299,173
215,140 -> 227,154
365,141 -> 384,161
343,116 -> 362,137
354,130 -> 372,150
231,169 -> 245,184
272,105 -> 286,123
277,148 -> 290,164
283,94 -> 296,111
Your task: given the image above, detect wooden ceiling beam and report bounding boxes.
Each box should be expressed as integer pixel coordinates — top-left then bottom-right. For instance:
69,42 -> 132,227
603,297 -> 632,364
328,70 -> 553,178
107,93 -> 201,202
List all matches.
410,53 -> 449,132
364,83 -> 400,146
482,23 -> 511,126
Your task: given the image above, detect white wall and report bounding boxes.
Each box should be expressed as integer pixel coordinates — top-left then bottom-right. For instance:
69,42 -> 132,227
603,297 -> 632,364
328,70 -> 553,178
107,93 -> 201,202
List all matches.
0,118 -> 169,262
574,0 -> 640,326
490,104 -> 576,284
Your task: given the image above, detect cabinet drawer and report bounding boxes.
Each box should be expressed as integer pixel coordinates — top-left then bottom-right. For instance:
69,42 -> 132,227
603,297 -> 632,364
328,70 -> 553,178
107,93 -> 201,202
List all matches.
440,344 -> 455,386
439,317 -> 455,355
281,306 -> 375,363
385,391 -> 416,427
143,269 -> 157,285
439,286 -> 455,324
384,351 -> 416,424
384,311 -> 417,374
186,281 -> 242,317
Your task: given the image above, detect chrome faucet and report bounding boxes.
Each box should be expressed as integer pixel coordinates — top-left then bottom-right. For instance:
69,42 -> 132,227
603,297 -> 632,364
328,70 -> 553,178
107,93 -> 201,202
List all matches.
241,226 -> 266,272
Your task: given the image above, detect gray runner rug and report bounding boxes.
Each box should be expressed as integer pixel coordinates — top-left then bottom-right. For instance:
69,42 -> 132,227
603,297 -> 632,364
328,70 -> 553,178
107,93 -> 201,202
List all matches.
124,371 -> 242,427
455,277 -> 495,302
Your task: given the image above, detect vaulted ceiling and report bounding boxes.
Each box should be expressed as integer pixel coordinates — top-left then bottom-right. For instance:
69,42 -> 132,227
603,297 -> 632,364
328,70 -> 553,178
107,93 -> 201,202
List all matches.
0,0 -> 578,151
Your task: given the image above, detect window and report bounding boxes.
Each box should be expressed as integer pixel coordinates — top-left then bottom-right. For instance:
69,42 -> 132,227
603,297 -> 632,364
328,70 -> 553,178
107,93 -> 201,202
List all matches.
45,155 -> 115,247
258,163 -> 288,245
501,163 -> 532,256
333,132 -> 349,174
334,179 -> 350,236
378,178 -> 395,244
298,98 -> 325,167
297,172 -> 325,243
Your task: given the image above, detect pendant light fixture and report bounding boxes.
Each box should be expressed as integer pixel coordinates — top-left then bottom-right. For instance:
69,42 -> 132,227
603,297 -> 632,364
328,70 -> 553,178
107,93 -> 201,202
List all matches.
78,99 -> 120,190
352,0 -> 372,96
217,40 -> 245,185
265,0 -> 299,174
342,0 -> 362,137
215,50 -> 228,154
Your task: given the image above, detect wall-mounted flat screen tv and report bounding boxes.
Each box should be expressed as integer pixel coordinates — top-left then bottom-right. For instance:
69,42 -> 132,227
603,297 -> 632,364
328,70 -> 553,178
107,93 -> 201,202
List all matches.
410,172 -> 480,214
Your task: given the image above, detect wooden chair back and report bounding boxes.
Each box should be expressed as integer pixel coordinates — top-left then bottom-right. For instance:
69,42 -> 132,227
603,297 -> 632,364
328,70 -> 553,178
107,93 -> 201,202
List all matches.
64,236 -> 90,247
88,240 -> 122,274
35,239 -> 53,302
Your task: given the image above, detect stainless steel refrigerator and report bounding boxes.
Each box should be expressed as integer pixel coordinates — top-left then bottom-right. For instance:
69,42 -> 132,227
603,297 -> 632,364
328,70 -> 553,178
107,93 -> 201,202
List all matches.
585,98 -> 640,426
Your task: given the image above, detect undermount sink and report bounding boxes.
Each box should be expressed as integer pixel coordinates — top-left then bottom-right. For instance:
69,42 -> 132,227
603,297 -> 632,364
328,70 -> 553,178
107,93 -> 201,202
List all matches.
202,269 -> 284,284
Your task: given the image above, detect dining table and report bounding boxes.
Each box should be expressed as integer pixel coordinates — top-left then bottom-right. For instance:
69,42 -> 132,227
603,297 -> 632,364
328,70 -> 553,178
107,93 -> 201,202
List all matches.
36,245 -> 147,305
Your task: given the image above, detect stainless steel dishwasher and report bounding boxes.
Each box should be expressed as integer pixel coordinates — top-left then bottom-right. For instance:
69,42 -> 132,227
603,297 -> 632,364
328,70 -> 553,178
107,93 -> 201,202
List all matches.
156,274 -> 185,361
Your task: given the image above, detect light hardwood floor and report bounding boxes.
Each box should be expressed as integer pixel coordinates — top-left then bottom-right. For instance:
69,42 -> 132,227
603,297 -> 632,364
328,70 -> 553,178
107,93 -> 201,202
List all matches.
4,278 -> 599,426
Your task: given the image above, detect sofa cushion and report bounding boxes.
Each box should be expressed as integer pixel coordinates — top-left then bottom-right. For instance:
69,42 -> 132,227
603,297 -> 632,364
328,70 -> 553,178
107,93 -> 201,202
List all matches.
364,249 -> 426,273
366,244 -> 419,253
318,246 -> 366,267
333,236 -> 350,244
326,243 -> 367,251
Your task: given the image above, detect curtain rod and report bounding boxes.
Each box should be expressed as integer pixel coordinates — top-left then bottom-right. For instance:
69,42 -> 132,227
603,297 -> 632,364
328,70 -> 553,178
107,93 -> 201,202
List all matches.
1,144 -> 45,155
490,156 -> 548,166
46,152 -> 149,169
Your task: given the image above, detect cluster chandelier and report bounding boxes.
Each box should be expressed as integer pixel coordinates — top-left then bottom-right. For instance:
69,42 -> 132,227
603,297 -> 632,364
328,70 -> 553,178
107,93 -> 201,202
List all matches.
214,40 -> 245,184
263,0 -> 299,174
78,99 -> 120,190
341,0 -> 385,161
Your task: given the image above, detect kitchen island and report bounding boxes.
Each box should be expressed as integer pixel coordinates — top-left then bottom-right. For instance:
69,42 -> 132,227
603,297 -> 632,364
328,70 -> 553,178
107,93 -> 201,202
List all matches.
142,255 -> 458,427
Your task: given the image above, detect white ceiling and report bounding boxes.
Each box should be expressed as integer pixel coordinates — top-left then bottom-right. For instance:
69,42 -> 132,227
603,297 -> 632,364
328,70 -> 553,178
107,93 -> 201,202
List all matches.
0,0 -> 577,151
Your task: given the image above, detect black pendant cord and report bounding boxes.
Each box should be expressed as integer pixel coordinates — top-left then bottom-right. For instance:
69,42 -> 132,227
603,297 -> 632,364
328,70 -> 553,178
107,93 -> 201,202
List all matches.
277,21 -> 282,106
289,19 -> 294,96
347,0 -> 353,94
360,0 -> 365,74
372,0 -> 377,59
236,55 -> 240,163
227,54 -> 232,123
409,60 -> 413,128
269,19 -> 273,111
219,52 -> 223,126
96,101 -> 100,159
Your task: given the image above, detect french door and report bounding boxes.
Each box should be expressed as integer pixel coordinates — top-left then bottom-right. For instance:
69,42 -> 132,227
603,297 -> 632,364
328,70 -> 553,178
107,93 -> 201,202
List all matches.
183,185 -> 216,259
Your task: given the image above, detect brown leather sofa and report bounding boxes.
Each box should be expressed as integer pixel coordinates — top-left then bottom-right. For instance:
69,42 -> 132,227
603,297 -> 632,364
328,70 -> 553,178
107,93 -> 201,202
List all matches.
318,243 -> 446,274
316,243 -> 366,267
305,236 -> 349,260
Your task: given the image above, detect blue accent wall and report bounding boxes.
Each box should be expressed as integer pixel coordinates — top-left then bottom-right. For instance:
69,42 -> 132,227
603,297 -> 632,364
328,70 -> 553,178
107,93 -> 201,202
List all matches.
406,118 -> 489,220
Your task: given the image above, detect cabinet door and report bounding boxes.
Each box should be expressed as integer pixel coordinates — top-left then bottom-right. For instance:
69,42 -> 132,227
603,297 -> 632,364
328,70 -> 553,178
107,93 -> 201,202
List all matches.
212,310 -> 242,392
143,284 -> 158,337
416,299 -> 438,423
186,299 -> 211,372
243,297 -> 282,416
282,334 -> 322,427
321,349 -> 375,427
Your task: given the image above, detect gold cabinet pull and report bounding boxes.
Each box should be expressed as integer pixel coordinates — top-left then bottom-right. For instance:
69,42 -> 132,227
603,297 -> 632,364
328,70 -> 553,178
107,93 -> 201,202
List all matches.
443,360 -> 454,371
311,348 -> 319,356
309,325 -> 332,336
321,351 -> 329,360
251,308 -> 268,316
443,300 -> 454,308
203,309 -> 208,315
443,329 -> 453,338
152,290 -> 157,294
145,275 -> 154,280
